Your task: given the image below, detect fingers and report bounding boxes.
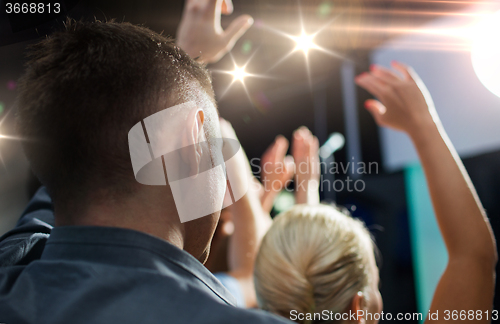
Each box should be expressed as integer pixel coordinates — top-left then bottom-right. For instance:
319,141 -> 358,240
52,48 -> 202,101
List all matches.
370,64 -> 401,84
311,136 -> 319,158
356,62 -> 435,131
222,14 -> 254,50
292,127 -> 320,205
292,127 -> 318,163
356,72 -> 407,108
262,135 -> 288,164
283,155 -> 295,181
390,61 -> 414,81
364,100 -> 386,125
355,73 -> 390,99
260,135 -> 294,192
270,135 -> 289,165
274,135 -> 290,162
260,141 -> 276,165
221,0 -> 233,14
365,99 -> 386,115
292,127 -> 306,158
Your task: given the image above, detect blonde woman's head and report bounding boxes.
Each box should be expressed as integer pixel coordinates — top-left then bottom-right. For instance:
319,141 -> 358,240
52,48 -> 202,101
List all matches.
254,204 -> 382,324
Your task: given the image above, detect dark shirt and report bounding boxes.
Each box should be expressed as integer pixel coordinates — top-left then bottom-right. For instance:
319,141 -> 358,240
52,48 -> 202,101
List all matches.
0,187 -> 291,324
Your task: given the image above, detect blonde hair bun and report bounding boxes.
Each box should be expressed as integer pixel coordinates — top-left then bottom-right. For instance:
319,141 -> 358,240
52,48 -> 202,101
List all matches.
254,204 -> 375,322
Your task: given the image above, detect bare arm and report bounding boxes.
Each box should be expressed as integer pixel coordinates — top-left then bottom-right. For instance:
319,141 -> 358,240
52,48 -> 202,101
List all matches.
356,62 -> 497,323
220,119 -> 272,308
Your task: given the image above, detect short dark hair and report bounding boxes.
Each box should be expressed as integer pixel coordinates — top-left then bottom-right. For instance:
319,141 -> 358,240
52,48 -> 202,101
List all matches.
17,19 -> 215,212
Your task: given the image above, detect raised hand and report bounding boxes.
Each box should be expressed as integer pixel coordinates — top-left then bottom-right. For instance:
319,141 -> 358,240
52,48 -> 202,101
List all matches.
176,0 -> 254,64
259,136 -> 295,213
355,61 -> 439,136
358,63 -> 497,323
292,127 -> 320,205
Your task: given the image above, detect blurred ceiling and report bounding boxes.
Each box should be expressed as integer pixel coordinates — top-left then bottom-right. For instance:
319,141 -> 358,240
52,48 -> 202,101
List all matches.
83,0 -> 476,50
1,1 -> 478,51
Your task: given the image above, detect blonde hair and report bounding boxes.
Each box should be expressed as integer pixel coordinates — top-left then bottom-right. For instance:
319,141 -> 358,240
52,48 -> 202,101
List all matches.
254,204 -> 376,323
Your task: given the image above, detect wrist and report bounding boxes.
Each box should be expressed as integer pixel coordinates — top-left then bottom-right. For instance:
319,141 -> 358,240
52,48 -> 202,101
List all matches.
408,119 -> 442,148
406,112 -> 440,141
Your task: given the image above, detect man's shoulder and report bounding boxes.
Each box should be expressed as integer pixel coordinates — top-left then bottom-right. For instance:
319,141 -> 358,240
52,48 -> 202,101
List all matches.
0,261 -> 292,324
191,301 -> 292,324
0,187 -> 54,267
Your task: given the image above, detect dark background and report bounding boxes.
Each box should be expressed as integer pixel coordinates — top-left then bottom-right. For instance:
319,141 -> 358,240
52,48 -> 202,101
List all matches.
1,1 -> 499,322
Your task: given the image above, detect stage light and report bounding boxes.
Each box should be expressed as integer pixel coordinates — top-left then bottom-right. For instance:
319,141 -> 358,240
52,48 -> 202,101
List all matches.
230,65 -> 250,82
319,132 -> 345,159
211,52 -> 272,103
471,10 -> 500,98
263,9 -> 344,87
293,31 -> 318,54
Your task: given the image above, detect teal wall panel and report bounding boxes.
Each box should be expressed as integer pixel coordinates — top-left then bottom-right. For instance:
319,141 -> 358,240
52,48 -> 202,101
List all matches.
404,163 -> 448,317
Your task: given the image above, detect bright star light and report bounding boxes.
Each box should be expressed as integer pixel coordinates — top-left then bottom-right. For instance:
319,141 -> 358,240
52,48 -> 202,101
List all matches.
211,52 -> 271,102
262,2 -> 345,88
292,31 -> 319,54
229,65 -> 251,82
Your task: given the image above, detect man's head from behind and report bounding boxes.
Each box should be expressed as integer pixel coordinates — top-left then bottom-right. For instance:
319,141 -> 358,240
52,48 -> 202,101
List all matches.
17,19 -> 223,261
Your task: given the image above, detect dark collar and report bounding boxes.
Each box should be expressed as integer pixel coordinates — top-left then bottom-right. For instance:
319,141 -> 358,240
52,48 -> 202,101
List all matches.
41,226 -> 236,306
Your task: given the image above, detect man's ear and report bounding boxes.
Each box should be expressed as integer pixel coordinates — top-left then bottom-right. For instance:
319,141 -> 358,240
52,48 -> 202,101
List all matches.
182,108 -> 205,177
349,291 -> 366,324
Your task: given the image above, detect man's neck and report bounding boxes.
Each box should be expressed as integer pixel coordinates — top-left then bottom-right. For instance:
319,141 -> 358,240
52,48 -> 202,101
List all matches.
54,190 -> 185,250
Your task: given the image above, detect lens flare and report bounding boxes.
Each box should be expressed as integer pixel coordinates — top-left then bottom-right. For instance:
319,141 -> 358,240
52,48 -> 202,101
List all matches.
262,2 -> 345,88
292,31 -> 318,54
0,108 -> 28,169
230,66 -> 250,82
211,52 -> 272,102
471,10 -> 500,98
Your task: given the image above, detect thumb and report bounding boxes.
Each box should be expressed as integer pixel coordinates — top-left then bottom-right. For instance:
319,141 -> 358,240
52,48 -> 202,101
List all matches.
223,15 -> 254,49
364,100 -> 386,122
